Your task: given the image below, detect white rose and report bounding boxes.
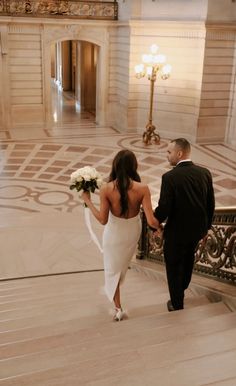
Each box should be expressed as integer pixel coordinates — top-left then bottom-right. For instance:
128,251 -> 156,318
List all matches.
76,175 -> 83,182
70,171 -> 79,183
96,178 -> 103,188
89,168 -> 97,179
83,174 -> 91,181
82,166 -> 91,175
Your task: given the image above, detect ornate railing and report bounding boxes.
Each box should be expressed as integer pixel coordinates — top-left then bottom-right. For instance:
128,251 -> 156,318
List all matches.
0,0 -> 118,20
137,207 -> 236,284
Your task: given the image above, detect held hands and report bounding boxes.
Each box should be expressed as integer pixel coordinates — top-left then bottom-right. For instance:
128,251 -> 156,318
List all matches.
156,224 -> 164,238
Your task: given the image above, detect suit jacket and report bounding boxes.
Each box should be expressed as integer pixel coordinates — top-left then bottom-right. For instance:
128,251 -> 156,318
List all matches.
154,161 -> 215,244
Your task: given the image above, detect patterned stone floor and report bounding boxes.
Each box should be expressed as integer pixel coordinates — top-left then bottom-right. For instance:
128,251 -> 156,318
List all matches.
0,85 -> 235,280
0,120 -> 235,213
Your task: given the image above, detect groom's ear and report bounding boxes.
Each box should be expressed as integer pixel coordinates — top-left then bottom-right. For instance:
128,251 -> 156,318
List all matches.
177,150 -> 183,159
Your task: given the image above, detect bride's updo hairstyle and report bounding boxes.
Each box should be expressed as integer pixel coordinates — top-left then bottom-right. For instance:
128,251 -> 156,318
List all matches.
109,150 -> 141,216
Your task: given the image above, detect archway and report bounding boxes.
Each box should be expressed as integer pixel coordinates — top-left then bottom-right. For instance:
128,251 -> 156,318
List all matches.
43,26 -> 109,130
50,40 -> 98,125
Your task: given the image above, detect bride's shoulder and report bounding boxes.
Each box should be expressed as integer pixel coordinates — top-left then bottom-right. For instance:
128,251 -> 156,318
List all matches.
101,181 -> 114,192
132,181 -> 149,191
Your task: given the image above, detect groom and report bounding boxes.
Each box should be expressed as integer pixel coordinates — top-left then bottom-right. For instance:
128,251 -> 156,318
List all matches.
154,138 -> 215,311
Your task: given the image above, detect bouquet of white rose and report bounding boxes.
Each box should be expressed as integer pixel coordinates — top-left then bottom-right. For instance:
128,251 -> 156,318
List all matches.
70,166 -> 103,194
69,166 -> 103,253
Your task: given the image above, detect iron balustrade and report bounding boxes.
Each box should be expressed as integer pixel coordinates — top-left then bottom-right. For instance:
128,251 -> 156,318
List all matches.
137,207 -> 236,285
0,0 -> 118,20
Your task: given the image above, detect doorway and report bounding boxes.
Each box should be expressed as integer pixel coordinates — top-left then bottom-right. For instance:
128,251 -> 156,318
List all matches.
50,40 -> 98,125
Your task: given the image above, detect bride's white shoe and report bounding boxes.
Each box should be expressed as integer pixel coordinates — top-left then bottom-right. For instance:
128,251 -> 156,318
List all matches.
113,307 -> 125,321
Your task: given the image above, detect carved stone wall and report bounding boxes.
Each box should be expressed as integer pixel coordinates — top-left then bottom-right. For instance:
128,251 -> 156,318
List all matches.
0,19 -> 110,129
0,1 -> 236,144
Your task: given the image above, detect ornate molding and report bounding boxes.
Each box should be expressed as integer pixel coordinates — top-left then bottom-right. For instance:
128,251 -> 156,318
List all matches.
42,24 -> 108,46
194,225 -> 236,282
43,24 -> 82,43
0,0 -> 118,21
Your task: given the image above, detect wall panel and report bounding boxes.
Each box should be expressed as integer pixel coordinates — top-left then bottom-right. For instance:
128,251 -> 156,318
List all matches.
198,28 -> 236,142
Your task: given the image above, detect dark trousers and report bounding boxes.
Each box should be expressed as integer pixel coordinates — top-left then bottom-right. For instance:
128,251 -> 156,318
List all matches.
163,239 -> 198,310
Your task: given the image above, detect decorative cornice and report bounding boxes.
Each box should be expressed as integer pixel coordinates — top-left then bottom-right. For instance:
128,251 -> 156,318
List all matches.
127,20 -> 207,39
206,22 -> 236,31
42,23 -> 109,46
0,0 -> 118,21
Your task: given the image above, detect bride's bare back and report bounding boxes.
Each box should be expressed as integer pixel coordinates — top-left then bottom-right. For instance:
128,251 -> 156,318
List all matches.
82,179 -> 159,229
96,180 -> 159,230
105,180 -> 146,219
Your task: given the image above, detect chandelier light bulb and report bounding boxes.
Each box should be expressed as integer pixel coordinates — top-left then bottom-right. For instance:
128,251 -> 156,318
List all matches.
134,64 -> 143,74
156,54 -> 166,64
150,44 -> 159,54
147,66 -> 152,76
142,54 -> 153,64
142,54 -> 149,63
162,64 -> 172,75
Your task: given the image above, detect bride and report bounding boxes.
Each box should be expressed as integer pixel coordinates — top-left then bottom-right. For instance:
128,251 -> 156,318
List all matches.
82,149 -> 160,321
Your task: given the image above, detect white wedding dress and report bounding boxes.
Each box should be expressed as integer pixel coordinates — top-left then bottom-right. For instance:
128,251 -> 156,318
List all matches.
102,211 -> 142,302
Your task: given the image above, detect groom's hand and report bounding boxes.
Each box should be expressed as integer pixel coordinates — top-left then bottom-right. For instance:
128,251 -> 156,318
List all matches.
154,224 -> 163,237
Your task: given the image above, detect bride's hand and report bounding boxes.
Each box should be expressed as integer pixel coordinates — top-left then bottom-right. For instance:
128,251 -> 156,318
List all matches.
81,191 -> 91,204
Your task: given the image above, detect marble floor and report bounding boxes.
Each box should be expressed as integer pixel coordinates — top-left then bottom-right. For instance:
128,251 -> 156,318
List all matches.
0,84 -> 236,280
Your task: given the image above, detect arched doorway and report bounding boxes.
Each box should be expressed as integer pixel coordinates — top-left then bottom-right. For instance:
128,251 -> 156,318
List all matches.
50,40 -> 98,125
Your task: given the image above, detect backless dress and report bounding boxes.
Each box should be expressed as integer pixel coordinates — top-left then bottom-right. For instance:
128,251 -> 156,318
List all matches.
102,211 -> 142,302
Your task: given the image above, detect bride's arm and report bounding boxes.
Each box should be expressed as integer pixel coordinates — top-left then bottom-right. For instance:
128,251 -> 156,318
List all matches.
81,185 -> 110,225
142,186 -> 160,230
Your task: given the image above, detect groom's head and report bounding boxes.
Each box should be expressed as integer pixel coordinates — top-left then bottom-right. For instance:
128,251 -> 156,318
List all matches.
167,138 -> 191,166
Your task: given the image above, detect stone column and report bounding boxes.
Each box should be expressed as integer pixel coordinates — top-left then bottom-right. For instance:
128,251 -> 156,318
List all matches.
197,26 -> 236,142
0,24 -> 10,129
74,41 -> 81,106
80,41 -> 96,113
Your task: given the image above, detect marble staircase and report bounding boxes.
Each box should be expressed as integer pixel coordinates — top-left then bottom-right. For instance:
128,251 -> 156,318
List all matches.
0,269 -> 236,386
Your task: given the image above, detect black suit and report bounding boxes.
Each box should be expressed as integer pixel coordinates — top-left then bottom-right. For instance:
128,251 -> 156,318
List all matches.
154,161 -> 215,309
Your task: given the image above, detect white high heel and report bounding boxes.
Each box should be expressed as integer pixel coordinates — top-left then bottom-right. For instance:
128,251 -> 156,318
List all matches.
113,307 -> 125,321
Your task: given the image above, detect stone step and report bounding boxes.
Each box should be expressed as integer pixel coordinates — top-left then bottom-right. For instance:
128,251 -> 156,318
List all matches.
0,270 -> 168,302
0,282 -> 207,320
204,378 -> 236,386
0,271 -> 234,386
0,292 -> 212,333
0,299 -> 229,348
0,319 -> 235,385
0,269 -> 208,333
0,304 -> 234,361
85,350 -> 236,386
0,280 -> 169,312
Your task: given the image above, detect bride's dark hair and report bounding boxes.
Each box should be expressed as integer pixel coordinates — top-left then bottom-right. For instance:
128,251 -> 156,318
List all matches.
109,149 -> 141,216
